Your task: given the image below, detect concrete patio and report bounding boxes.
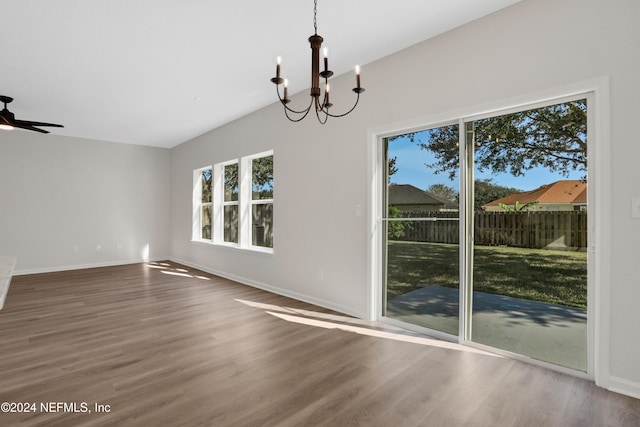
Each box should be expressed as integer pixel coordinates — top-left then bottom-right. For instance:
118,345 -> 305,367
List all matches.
386,285 -> 587,371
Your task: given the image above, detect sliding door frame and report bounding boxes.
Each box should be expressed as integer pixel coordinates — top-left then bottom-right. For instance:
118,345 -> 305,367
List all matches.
368,79 -> 610,383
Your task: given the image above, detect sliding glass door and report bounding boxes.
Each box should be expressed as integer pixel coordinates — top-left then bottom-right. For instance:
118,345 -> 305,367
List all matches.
381,96 -> 589,372
467,99 -> 588,371
382,124 -> 460,336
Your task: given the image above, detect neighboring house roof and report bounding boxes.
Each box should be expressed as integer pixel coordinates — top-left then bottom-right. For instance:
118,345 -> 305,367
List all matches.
389,184 -> 457,208
484,180 -> 587,207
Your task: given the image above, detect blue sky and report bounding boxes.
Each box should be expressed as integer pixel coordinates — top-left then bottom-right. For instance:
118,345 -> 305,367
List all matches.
388,134 -> 583,193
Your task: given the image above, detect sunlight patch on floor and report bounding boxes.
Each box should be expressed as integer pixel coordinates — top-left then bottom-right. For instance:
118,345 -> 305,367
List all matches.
146,262 -> 211,280
234,298 -> 499,357
267,310 -> 500,356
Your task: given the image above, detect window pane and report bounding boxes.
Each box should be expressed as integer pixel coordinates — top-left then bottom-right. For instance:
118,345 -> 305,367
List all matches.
252,155 -> 273,200
224,205 -> 238,243
224,164 -> 239,202
201,169 -> 212,203
201,205 -> 212,240
470,99 -> 588,371
384,125 -> 460,336
252,203 -> 273,248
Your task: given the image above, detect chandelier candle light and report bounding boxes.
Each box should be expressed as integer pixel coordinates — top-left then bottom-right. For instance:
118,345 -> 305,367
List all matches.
270,0 -> 364,124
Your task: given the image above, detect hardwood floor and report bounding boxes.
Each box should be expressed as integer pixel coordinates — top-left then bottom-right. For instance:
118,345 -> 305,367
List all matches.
0,261 -> 638,426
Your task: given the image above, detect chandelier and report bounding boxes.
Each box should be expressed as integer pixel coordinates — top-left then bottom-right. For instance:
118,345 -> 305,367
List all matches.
270,0 -> 364,124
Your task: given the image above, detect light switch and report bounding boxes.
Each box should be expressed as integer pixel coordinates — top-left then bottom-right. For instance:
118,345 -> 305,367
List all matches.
632,197 -> 640,219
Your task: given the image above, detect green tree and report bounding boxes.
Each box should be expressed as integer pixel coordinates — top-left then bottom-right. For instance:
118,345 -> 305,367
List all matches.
390,100 -> 587,183
421,100 -> 587,180
427,183 -> 458,203
252,155 -> 274,198
223,155 -> 274,200
224,163 -> 239,201
474,179 -> 521,211
387,205 -> 409,239
388,156 -> 398,183
201,169 -> 212,202
499,200 -> 540,212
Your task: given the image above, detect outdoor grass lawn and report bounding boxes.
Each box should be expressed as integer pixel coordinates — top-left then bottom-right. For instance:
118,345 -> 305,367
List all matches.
386,241 -> 587,309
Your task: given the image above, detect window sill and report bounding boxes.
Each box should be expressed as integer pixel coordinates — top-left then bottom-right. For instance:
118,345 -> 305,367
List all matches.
190,239 -> 274,257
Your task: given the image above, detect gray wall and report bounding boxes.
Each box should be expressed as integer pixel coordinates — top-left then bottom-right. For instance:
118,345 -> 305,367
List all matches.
0,131 -> 170,272
0,0 -> 637,400
170,0 -> 640,398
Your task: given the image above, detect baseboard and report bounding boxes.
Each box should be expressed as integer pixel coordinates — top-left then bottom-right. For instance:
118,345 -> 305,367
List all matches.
606,375 -> 640,400
12,256 -> 367,319
13,257 -> 170,276
171,257 -> 367,320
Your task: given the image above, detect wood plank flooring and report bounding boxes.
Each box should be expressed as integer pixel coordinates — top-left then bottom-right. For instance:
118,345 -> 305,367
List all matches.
0,261 -> 638,426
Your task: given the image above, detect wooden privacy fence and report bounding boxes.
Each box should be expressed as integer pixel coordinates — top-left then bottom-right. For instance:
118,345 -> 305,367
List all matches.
391,210 -> 587,250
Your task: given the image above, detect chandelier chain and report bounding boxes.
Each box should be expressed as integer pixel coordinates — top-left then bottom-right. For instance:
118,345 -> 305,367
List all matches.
313,0 -> 318,34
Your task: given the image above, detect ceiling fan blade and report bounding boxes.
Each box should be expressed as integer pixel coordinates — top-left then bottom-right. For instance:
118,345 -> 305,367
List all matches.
14,119 -> 63,128
13,123 -> 50,134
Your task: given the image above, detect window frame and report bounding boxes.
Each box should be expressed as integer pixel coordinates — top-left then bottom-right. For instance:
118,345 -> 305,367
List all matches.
204,150 -> 274,254
222,161 -> 240,245
212,159 -> 239,247
247,151 -> 274,250
369,84 -> 605,382
192,166 -> 212,242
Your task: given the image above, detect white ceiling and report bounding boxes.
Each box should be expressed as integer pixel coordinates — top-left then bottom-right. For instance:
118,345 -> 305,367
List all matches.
1,0 -> 521,148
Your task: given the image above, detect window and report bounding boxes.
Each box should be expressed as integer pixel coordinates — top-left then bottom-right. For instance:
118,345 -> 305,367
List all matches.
223,162 -> 239,243
193,167 -> 212,241
251,154 -> 274,248
195,151 -> 273,252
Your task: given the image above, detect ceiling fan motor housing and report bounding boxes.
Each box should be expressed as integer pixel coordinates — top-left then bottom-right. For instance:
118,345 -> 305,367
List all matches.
0,95 -> 63,133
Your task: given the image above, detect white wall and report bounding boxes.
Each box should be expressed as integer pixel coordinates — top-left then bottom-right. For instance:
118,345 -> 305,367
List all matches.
0,131 -> 170,273
170,0 -> 640,397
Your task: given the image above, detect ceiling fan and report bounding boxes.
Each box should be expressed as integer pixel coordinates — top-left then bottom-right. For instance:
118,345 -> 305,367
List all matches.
0,95 -> 64,134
